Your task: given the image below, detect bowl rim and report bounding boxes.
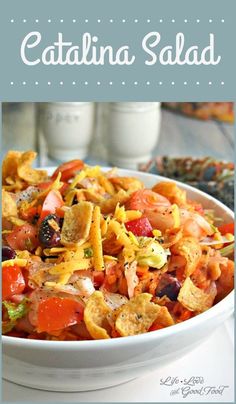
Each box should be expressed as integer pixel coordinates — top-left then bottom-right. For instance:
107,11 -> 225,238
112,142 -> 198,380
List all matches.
2,166 -> 234,350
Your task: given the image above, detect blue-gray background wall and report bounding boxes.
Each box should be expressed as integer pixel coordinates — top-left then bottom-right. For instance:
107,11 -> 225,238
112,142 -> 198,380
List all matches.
0,0 -> 235,101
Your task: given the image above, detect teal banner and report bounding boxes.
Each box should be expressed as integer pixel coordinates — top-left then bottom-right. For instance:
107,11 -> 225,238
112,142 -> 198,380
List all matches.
0,0 -> 235,101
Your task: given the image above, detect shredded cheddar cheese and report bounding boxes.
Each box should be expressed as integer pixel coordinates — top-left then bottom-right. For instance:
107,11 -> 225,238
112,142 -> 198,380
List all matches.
90,206 -> 105,271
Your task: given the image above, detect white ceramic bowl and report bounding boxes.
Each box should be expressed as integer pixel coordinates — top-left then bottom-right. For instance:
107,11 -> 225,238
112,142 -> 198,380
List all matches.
2,169 -> 234,392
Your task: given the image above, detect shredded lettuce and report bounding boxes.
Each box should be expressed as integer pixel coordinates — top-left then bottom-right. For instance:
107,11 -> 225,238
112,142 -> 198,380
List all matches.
136,238 -> 168,269
2,300 -> 28,322
2,299 -> 29,334
2,299 -> 29,325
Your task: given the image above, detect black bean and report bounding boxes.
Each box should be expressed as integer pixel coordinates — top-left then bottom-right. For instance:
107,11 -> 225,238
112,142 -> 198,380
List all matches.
38,214 -> 61,248
2,246 -> 16,261
156,274 -> 181,301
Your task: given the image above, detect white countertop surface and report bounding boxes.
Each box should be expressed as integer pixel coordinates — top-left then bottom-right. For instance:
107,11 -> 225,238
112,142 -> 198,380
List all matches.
3,316 -> 234,403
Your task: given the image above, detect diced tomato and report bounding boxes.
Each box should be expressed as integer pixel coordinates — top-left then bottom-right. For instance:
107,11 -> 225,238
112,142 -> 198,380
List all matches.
2,265 -> 26,300
93,271 -> 105,288
51,160 -> 84,182
37,297 -> 84,333
6,224 -> 39,251
20,205 -> 42,222
217,222 -> 234,235
125,217 -> 153,237
39,189 -> 64,222
126,189 -> 171,212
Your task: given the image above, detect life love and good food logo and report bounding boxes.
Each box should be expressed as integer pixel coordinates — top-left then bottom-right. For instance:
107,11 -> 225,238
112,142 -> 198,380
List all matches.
159,376 -> 230,400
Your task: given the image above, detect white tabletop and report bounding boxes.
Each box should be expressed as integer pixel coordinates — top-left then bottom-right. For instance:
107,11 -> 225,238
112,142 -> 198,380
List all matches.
3,316 -> 234,403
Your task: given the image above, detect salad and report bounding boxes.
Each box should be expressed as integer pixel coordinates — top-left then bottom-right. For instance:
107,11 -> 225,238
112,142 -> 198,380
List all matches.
2,151 -> 234,340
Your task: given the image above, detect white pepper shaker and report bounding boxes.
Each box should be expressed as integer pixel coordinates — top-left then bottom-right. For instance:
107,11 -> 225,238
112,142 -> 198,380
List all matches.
39,102 -> 95,161
106,102 -> 161,169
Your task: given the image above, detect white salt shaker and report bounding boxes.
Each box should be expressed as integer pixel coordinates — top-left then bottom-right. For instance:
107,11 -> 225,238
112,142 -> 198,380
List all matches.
38,102 -> 95,161
106,102 -> 161,169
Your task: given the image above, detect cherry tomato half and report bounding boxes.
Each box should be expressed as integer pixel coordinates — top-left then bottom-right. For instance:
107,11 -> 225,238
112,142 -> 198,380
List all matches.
39,190 -> 64,222
6,224 -> 39,251
51,160 -> 84,182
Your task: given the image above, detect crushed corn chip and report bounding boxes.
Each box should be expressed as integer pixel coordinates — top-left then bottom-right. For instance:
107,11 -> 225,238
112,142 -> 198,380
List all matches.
178,277 -> 217,313
84,291 -> 111,339
17,151 -> 47,184
171,237 -> 202,277
2,150 -> 22,184
100,190 -> 130,214
115,293 -> 163,336
2,190 -> 18,217
109,177 -> 144,193
61,202 -> 93,247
